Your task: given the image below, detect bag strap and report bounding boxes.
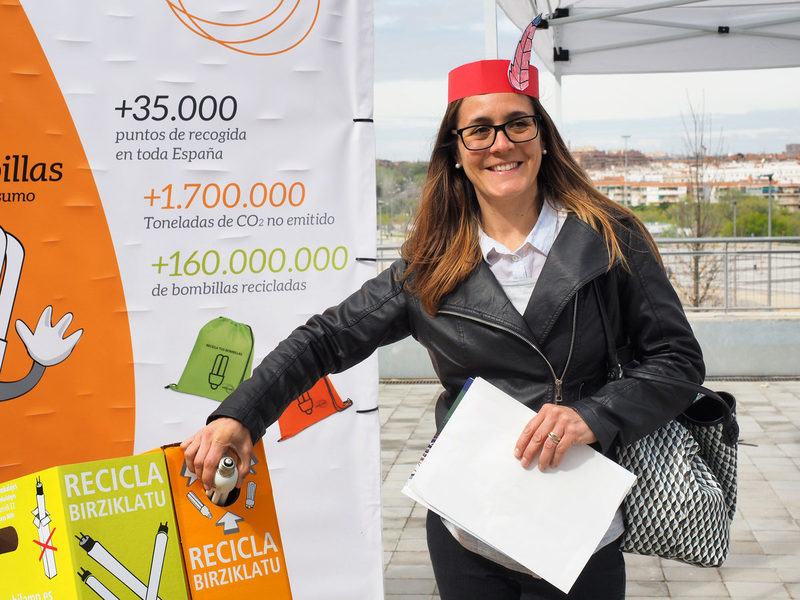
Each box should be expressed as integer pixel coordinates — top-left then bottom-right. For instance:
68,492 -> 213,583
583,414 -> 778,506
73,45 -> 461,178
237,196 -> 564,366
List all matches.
592,280 -> 623,382
591,280 -> 738,444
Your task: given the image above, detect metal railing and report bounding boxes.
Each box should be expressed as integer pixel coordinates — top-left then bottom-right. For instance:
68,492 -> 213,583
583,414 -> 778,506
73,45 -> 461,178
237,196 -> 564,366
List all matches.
657,237 -> 800,311
375,237 -> 800,312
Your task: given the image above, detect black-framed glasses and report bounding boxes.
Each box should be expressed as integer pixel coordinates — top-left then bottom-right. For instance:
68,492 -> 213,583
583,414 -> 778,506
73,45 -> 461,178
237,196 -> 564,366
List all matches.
452,114 -> 541,151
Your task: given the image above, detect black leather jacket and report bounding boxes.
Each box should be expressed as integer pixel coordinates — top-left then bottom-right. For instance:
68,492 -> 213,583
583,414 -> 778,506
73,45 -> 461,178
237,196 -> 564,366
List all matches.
210,215 -> 705,455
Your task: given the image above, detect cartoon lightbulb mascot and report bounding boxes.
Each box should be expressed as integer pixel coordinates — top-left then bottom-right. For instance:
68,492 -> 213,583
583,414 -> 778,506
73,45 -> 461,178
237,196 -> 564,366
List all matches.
1,225 -> 82,401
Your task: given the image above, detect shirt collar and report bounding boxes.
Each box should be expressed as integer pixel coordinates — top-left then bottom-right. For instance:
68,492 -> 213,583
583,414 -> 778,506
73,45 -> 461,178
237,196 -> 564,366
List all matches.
478,199 -> 561,263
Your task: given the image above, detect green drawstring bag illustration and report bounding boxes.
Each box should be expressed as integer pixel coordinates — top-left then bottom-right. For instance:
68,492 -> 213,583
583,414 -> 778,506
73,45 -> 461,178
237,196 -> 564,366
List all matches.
168,317 -> 254,402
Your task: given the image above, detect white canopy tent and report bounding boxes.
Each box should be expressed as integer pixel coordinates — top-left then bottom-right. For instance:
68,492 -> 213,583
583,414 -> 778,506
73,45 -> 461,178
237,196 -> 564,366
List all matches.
486,0 -> 800,120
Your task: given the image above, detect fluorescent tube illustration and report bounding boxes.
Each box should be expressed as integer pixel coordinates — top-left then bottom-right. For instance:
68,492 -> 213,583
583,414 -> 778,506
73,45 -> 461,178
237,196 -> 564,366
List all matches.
77,533 -> 163,600
187,491 -> 213,518
78,568 -> 119,600
145,523 -> 168,600
31,479 -> 57,578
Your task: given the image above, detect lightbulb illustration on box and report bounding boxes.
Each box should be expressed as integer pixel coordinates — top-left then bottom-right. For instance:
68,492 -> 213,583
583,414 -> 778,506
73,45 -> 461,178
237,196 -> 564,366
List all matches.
180,454 -> 259,535
27,478 -> 174,598
1,479 -> 60,580
0,225 -> 82,402
76,524 -> 171,600
32,478 -> 57,579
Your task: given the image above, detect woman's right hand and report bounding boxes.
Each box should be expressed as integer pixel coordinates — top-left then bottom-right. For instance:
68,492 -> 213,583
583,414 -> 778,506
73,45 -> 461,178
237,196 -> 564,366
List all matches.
181,417 -> 254,491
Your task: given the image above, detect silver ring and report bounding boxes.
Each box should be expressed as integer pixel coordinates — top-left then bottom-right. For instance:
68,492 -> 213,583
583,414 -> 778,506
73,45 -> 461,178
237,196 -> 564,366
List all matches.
547,432 -> 562,445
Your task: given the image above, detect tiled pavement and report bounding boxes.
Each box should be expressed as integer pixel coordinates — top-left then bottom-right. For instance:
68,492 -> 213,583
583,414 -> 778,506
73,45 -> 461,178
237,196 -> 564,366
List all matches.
379,380 -> 800,600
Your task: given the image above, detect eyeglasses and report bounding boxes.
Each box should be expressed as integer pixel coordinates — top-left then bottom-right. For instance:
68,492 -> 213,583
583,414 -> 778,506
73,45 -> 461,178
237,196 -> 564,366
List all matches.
452,114 -> 541,151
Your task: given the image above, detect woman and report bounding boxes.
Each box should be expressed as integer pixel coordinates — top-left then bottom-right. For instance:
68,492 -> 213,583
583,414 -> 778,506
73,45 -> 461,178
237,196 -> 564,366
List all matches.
183,57 -> 704,599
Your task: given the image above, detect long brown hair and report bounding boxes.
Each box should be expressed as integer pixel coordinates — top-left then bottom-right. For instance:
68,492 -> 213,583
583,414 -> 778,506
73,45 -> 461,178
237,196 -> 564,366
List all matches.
401,95 -> 660,316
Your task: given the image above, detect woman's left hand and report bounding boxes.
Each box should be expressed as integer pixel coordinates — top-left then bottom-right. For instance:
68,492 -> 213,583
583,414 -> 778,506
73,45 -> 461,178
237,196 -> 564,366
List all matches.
514,404 -> 597,471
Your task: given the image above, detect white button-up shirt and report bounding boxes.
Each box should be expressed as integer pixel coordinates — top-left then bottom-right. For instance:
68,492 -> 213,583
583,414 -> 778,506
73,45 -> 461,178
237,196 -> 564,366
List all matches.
479,199 -> 567,314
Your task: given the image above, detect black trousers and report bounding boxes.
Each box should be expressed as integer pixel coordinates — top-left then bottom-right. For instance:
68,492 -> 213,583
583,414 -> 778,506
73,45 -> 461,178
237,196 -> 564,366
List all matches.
426,511 -> 626,600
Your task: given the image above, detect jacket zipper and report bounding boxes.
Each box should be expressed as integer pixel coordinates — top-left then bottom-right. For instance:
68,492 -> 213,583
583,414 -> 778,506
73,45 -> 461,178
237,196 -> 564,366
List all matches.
439,296 -> 579,404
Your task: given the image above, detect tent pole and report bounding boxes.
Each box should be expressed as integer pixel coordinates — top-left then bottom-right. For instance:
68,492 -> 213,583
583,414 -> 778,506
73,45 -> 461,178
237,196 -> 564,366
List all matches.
485,0 -> 499,58
552,64 -> 563,128
548,0 -> 706,26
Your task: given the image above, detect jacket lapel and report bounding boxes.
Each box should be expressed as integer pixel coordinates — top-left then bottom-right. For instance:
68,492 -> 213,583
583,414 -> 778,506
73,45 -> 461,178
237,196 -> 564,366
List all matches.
522,215 -> 610,345
439,260 -> 533,340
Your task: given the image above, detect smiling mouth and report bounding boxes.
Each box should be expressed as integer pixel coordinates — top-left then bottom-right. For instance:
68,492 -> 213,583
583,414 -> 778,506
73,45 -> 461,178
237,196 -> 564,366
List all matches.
488,162 -> 521,172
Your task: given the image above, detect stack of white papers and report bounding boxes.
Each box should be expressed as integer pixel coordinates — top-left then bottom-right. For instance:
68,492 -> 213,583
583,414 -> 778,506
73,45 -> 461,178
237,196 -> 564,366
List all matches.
402,377 -> 636,593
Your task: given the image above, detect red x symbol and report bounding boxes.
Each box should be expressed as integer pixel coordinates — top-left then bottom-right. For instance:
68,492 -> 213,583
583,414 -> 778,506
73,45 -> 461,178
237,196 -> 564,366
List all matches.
33,527 -> 57,560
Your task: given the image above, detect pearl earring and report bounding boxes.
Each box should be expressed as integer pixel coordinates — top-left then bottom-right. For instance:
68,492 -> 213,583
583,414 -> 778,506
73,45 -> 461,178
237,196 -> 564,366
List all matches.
542,149 -> 548,155
455,163 -> 462,169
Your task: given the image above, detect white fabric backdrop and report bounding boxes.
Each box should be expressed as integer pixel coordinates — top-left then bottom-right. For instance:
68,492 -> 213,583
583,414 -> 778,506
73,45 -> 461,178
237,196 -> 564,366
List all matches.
16,1 -> 382,597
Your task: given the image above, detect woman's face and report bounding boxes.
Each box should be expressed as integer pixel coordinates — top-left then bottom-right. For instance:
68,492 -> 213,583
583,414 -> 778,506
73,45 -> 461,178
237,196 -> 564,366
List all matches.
453,93 -> 543,209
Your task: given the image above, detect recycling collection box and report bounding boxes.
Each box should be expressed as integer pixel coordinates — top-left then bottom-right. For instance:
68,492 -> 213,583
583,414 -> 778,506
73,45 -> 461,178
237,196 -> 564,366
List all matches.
0,442 -> 292,599
161,441 -> 293,599
0,451 -> 189,599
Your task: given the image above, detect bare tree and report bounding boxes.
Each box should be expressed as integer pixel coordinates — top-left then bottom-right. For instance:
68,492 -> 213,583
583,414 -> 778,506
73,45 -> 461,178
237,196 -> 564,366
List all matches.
671,96 -> 725,307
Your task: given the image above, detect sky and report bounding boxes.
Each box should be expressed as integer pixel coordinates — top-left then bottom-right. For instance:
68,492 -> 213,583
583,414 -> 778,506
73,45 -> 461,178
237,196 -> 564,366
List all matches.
372,0 -> 800,161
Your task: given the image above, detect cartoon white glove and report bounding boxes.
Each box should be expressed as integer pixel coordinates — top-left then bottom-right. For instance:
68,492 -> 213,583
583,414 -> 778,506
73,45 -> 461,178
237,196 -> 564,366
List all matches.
15,306 -> 83,367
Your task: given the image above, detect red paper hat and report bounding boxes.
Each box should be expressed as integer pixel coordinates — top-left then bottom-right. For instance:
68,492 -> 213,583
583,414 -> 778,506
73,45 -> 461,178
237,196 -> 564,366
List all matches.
448,59 -> 539,103
447,15 -> 542,104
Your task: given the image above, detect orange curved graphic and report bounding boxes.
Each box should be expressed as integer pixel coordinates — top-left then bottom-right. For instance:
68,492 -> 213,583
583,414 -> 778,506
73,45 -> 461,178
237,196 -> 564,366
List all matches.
165,0 -> 320,56
0,2 -> 135,480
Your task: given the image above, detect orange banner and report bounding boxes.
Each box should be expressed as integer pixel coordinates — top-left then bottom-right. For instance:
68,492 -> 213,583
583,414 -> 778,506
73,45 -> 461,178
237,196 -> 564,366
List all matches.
0,1 -> 135,479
